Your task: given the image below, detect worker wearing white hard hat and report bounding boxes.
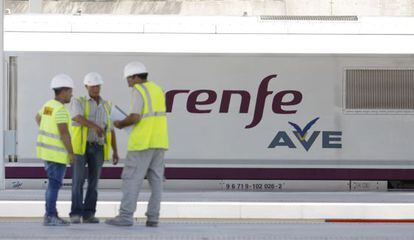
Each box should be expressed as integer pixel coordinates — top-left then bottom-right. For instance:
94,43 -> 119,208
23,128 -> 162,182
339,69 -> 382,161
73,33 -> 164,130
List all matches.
83,72 -> 104,86
123,61 -> 147,80
50,74 -> 75,89
69,72 -> 119,224
36,74 -> 75,226
106,62 -> 169,227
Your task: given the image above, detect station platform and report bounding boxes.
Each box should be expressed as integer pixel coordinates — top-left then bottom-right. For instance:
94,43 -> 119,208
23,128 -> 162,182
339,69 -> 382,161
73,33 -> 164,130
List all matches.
0,190 -> 414,220
0,219 -> 414,240
1,190 -> 414,239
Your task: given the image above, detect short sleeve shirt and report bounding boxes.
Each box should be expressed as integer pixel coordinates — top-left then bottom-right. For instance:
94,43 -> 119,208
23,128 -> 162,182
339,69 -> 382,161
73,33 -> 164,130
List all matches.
55,107 -> 70,124
69,96 -> 112,144
38,100 -> 70,124
130,88 -> 144,115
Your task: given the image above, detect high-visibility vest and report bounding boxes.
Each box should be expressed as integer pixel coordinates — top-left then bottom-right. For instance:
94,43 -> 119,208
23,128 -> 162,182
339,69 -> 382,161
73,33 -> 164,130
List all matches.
71,96 -> 112,160
37,99 -> 71,165
128,81 -> 169,151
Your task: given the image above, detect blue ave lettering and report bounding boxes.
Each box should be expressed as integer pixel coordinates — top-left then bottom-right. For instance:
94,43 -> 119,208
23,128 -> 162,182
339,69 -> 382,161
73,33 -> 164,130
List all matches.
268,118 -> 342,151
268,131 -> 342,151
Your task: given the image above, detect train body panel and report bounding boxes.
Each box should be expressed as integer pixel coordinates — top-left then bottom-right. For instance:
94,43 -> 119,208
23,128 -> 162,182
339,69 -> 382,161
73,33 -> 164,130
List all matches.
8,52 -> 414,168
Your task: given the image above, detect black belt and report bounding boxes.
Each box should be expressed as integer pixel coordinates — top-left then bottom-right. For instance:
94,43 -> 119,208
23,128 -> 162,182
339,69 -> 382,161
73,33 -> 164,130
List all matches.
86,142 -> 103,146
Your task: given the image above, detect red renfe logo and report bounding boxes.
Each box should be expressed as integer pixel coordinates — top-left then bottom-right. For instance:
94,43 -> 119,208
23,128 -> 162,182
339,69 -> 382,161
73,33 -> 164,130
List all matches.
165,75 -> 303,129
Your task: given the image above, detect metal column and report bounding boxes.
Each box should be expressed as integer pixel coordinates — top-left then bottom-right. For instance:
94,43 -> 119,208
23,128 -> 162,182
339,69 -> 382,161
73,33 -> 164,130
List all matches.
5,56 -> 17,163
0,0 -> 5,190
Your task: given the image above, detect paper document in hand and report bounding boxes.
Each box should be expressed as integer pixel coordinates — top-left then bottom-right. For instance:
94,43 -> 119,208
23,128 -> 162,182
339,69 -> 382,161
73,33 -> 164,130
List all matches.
110,105 -> 133,134
110,105 -> 127,121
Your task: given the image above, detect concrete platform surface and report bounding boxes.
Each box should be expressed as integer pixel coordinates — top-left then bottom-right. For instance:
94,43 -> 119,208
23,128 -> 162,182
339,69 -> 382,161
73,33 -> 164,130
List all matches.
0,220 -> 413,240
0,190 -> 414,220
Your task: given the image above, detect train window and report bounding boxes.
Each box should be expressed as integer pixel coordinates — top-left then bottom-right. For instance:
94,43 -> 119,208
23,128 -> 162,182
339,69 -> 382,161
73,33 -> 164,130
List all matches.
344,69 -> 414,112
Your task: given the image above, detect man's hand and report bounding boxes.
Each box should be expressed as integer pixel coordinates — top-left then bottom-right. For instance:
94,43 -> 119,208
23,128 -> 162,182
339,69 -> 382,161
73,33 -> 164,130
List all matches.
73,115 -> 104,137
69,153 -> 76,165
92,124 -> 104,137
114,120 -> 123,129
112,151 -> 119,165
114,114 -> 140,129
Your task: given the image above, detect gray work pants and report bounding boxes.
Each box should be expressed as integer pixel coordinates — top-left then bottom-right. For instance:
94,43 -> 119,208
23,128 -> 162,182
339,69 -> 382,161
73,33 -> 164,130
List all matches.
119,149 -> 165,222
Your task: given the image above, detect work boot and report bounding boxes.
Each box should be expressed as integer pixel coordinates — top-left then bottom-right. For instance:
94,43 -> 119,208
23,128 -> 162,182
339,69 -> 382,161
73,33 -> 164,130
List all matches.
146,221 -> 158,227
105,216 -> 133,227
70,215 -> 81,224
43,215 -> 70,226
83,216 -> 100,224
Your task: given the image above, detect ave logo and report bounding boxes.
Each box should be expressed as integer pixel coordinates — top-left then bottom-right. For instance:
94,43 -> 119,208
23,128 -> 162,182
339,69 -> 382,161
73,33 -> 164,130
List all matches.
268,117 -> 342,151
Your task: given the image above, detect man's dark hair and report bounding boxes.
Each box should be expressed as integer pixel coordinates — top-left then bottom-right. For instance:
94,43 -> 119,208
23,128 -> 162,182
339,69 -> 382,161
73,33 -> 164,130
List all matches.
131,73 -> 148,80
54,87 -> 71,96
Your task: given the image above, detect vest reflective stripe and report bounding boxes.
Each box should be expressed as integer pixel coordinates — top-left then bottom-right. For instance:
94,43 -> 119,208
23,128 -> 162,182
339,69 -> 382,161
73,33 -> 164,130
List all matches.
102,103 -> 112,161
71,97 -> 88,156
36,99 -> 70,165
38,130 -> 61,140
142,112 -> 166,118
140,84 -> 153,113
71,97 -> 112,161
36,142 -> 67,153
139,84 -> 166,118
128,81 -> 169,151
38,130 -> 66,148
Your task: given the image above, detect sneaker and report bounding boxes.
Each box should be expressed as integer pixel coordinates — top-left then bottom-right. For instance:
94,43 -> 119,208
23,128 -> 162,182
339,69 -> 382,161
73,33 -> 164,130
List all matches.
105,216 -> 133,227
43,215 -> 70,226
70,215 -> 81,224
83,216 -> 100,224
146,221 -> 158,227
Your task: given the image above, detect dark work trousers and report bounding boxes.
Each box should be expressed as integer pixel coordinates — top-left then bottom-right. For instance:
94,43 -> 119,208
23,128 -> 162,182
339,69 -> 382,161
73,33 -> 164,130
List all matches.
44,161 -> 67,217
70,143 -> 104,218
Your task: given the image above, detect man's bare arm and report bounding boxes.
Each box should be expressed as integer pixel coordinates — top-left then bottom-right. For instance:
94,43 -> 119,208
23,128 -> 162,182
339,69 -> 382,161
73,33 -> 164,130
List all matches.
35,114 -> 41,126
114,114 -> 140,129
57,123 -> 76,164
111,129 -> 119,165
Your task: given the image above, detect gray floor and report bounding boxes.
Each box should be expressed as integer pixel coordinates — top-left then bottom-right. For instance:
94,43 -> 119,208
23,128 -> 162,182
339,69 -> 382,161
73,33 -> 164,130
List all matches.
1,189 -> 414,203
0,220 -> 413,240
1,191 -> 414,239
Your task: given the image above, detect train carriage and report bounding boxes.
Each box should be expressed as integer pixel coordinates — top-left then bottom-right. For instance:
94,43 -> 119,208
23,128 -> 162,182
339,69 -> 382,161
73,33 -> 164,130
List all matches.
4,15 -> 414,190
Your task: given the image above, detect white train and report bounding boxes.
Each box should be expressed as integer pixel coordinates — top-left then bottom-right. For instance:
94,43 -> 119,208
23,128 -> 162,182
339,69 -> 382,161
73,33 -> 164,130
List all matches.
4,15 -> 414,190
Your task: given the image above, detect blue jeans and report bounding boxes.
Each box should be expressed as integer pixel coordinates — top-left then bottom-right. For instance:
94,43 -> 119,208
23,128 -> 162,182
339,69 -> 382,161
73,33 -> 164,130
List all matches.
70,143 -> 104,218
44,161 -> 67,217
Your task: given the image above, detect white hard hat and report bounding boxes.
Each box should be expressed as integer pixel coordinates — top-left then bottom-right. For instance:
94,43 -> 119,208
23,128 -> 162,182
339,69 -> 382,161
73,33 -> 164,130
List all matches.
50,74 -> 74,89
84,72 -> 104,86
123,61 -> 147,80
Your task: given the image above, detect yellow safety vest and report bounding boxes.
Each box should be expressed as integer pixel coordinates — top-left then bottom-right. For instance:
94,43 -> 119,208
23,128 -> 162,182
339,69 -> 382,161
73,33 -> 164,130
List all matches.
71,96 -> 112,160
37,99 -> 71,165
128,81 -> 169,151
